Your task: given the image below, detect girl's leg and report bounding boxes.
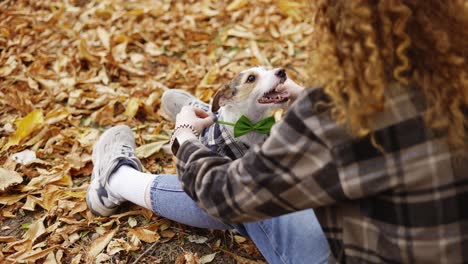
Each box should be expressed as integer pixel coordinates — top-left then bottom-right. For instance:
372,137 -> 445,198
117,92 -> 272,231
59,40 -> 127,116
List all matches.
86,125 -> 329,263
111,168 -> 329,263
234,210 -> 330,264
107,166 -> 232,229
149,174 -> 233,229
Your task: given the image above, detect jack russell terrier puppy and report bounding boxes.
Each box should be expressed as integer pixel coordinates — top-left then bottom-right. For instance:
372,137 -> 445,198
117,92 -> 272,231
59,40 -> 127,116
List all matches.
162,67 -> 297,160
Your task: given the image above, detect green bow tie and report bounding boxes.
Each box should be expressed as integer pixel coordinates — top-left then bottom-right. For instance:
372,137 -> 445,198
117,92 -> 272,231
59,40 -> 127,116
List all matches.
216,115 -> 276,138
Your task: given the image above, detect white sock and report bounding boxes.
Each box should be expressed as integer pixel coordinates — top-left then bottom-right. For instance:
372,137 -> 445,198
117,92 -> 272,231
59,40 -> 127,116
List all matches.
107,165 -> 156,210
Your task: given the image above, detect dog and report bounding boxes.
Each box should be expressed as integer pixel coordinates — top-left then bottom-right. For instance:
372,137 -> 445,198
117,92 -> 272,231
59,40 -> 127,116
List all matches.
200,66 -> 292,159
162,66 -> 293,160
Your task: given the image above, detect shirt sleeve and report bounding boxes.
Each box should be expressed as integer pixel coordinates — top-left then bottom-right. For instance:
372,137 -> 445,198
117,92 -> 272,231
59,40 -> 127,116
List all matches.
176,90 -> 346,223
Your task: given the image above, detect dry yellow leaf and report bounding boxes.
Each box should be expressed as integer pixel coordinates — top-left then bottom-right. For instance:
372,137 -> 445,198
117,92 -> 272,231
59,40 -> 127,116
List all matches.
0,168 -> 23,192
64,191 -> 87,199
79,39 -> 98,62
199,66 -> 219,87
234,235 -> 247,243
136,140 -> 168,158
227,0 -> 248,11
17,246 -> 59,263
70,254 -> 82,264
277,0 -> 304,21
112,41 -> 128,62
128,217 -> 137,228
2,109 -> 44,151
124,98 -> 141,119
97,27 -> 111,50
195,88 -> 215,103
22,195 -> 43,211
0,193 -> 27,205
43,185 -> 64,211
87,228 -> 119,260
199,252 -> 217,264
106,238 -> 133,255
127,227 -> 160,243
0,56 -> 18,77
23,217 -> 46,242
45,108 -> 69,125
44,252 -> 58,264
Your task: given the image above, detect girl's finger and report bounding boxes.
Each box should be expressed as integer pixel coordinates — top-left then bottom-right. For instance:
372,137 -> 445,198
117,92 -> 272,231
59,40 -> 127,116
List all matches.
193,107 -> 210,118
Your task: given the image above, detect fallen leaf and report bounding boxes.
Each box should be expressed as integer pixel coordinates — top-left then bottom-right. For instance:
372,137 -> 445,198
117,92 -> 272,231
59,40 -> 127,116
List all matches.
95,253 -> 111,263
0,56 -> 18,76
2,109 -> 44,151
87,228 -> 118,260
45,108 -> 69,125
277,0 -> 304,21
124,98 -> 141,118
127,227 -> 160,243
128,217 -> 137,228
23,217 -> 46,242
161,230 -> 176,239
11,149 -> 36,165
14,245 -> 59,263
0,168 -> 23,192
187,235 -> 208,244
112,41 -> 128,62
234,235 -> 247,243
0,193 -> 28,205
71,254 -> 82,264
0,236 -> 16,243
176,252 -> 199,264
97,27 -> 110,50
136,140 -> 168,158
44,252 -> 58,264
227,0 -> 249,11
79,38 -> 98,62
199,252 -> 217,264
107,238 -> 134,255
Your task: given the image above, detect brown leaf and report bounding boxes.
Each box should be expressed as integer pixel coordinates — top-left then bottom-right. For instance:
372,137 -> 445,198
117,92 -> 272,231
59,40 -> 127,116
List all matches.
0,168 -> 23,192
87,228 -> 119,260
127,227 -> 160,243
136,140 -> 168,158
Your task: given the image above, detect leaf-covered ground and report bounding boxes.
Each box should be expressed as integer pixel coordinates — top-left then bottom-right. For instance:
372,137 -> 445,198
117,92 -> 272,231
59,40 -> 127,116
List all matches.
0,0 -> 313,263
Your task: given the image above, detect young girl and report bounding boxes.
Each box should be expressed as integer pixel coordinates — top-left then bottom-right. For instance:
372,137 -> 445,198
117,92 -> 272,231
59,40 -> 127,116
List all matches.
87,0 -> 468,262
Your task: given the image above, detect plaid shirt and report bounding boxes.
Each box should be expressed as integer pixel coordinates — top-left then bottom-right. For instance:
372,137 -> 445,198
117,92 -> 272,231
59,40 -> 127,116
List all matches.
176,86 -> 468,263
199,120 -> 250,160
191,102 -> 252,160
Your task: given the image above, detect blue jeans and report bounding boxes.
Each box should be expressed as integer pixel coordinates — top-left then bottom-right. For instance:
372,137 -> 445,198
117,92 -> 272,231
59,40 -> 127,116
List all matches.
150,175 -> 330,264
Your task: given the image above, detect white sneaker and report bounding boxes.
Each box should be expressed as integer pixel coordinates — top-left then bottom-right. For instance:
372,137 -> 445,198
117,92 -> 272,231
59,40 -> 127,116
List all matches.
161,89 -> 210,121
86,125 -> 143,216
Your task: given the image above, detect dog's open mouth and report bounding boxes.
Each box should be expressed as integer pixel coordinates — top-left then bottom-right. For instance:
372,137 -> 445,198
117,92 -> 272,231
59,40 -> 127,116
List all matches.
258,84 -> 290,104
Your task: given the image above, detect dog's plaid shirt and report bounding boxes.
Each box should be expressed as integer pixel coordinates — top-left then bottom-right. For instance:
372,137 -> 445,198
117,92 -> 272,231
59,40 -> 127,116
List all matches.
176,86 -> 468,263
192,103 -> 251,160
199,121 -> 250,160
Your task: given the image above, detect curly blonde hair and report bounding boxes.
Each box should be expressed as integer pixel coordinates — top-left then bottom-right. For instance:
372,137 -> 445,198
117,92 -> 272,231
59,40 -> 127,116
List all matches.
308,0 -> 468,148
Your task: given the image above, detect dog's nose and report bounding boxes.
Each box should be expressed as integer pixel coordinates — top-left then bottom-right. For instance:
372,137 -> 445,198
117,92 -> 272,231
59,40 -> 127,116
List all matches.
276,68 -> 286,79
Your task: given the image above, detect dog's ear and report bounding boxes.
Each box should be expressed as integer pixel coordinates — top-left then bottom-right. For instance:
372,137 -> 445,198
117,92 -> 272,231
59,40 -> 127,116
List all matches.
212,85 -> 234,113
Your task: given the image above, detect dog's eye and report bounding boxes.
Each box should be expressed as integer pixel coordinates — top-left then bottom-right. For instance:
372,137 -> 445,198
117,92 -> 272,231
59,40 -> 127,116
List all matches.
246,75 -> 256,83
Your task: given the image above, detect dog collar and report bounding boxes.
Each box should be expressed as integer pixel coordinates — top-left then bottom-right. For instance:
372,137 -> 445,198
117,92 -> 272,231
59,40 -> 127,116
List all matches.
216,115 -> 276,138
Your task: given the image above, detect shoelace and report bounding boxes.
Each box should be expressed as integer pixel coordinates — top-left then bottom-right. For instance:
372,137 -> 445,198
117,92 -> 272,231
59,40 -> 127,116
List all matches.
120,144 -> 134,157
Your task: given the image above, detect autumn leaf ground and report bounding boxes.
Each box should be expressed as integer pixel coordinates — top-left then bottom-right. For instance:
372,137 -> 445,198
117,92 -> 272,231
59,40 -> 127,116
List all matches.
0,0 -> 313,263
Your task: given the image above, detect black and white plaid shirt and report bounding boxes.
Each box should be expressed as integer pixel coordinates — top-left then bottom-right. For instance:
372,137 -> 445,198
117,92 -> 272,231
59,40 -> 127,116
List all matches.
193,103 -> 251,160
176,87 -> 468,263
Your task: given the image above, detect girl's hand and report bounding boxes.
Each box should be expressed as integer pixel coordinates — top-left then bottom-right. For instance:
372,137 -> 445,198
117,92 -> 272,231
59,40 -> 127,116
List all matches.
175,106 -> 214,135
172,106 -> 214,148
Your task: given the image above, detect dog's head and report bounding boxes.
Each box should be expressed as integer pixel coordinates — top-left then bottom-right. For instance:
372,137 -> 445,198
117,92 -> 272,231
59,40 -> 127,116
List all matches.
211,67 -> 291,115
